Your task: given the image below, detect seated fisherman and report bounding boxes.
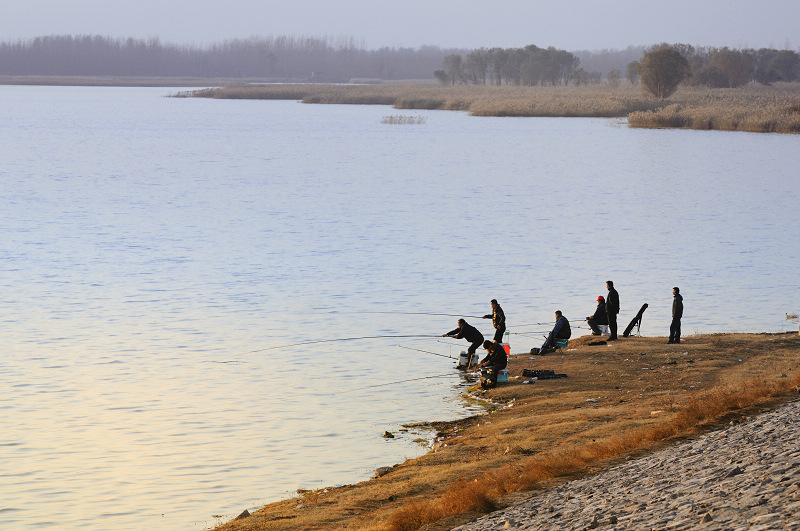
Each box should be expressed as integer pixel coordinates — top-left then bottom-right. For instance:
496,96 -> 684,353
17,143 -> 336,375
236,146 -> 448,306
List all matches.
479,340 -> 508,388
442,318 -> 485,361
537,310 -> 571,354
586,295 -> 609,335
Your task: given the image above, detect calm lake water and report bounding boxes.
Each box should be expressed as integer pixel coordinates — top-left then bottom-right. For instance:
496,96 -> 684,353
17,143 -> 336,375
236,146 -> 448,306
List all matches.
1,85 -> 798,530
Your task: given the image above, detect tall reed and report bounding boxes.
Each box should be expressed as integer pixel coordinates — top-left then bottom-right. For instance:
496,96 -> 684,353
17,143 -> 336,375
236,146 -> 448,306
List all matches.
173,82 -> 800,134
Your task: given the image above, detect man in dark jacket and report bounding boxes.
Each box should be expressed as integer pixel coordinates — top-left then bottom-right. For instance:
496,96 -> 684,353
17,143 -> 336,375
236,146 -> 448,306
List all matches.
479,340 -> 508,388
442,319 -> 485,356
606,280 -> 620,341
586,295 -> 609,335
537,310 -> 571,354
482,299 -> 506,343
668,287 -> 684,344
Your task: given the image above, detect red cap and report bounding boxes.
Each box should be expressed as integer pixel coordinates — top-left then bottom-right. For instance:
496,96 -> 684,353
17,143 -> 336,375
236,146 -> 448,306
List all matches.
597,296 -> 604,301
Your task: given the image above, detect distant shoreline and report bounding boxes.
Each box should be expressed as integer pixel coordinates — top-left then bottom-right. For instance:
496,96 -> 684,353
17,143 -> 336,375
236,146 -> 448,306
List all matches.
0,75 -> 275,87
172,81 -> 800,134
5,77 -> 799,134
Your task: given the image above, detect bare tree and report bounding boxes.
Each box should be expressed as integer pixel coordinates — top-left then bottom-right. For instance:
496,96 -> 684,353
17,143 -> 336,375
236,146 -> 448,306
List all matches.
637,46 -> 690,98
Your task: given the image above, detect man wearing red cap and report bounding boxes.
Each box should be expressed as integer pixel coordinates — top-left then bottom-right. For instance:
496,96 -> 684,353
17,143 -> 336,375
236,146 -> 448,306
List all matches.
586,295 -> 608,335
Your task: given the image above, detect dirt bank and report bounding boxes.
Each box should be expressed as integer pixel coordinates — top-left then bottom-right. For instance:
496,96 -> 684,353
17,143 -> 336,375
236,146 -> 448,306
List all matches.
212,332 -> 800,531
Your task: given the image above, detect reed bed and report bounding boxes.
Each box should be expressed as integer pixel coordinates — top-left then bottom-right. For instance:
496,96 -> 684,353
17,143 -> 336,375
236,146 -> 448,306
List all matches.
174,82 -> 800,134
381,115 -> 427,124
628,84 -> 800,133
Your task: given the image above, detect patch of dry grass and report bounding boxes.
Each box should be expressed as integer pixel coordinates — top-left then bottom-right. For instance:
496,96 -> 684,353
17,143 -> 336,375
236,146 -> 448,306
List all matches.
213,333 -> 800,531
381,115 -> 427,125
173,82 -> 800,133
627,84 -> 800,133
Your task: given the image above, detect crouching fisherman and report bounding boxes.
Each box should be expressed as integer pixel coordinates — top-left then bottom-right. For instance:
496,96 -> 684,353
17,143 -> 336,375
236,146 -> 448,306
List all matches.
443,319 -> 484,368
586,296 -> 608,335
479,340 -> 508,389
534,310 -> 571,355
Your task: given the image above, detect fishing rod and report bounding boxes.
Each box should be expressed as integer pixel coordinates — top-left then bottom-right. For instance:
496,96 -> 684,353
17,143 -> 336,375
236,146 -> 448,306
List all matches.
398,345 -> 455,360
512,332 -> 550,338
341,372 -> 462,393
329,310 -> 485,319
361,311 -> 485,319
437,339 -> 468,347
212,334 -> 441,362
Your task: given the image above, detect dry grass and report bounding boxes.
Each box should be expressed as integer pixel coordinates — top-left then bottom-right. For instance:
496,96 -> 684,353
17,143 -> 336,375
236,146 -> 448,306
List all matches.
213,332 -> 800,531
627,84 -> 800,133
172,82 -> 800,133
381,115 -> 427,125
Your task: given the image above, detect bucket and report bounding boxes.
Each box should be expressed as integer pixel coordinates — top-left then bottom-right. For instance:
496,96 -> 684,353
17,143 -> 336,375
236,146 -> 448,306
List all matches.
480,367 -> 509,385
501,343 -> 510,355
458,351 -> 479,368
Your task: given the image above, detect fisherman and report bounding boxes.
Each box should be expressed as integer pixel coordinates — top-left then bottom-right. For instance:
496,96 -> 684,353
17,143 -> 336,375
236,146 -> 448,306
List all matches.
606,280 -> 620,341
668,287 -> 684,344
586,295 -> 608,335
479,340 -> 508,389
442,318 -> 484,360
536,310 -> 571,354
482,299 -> 507,343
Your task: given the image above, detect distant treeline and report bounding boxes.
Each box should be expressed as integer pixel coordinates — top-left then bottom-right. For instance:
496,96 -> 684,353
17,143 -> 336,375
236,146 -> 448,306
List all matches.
434,45 -> 580,86
439,43 -> 800,87
0,34 -> 463,81
2,35 -> 798,87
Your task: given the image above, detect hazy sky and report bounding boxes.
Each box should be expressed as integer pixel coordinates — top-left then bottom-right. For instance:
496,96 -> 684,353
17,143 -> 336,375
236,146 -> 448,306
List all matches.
2,0 -> 798,51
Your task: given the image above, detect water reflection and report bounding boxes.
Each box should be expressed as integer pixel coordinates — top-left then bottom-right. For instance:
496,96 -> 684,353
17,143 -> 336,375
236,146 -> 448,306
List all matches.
0,86 -> 798,529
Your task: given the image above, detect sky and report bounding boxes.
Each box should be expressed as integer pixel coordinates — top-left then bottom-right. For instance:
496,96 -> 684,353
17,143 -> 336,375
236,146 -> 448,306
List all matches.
2,0 -> 798,51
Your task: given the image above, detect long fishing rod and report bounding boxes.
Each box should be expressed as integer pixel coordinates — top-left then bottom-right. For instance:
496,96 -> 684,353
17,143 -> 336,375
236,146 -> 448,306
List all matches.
512,332 -> 550,338
357,311 -> 485,319
398,345 -> 455,360
341,372 -> 461,393
213,334 -> 441,362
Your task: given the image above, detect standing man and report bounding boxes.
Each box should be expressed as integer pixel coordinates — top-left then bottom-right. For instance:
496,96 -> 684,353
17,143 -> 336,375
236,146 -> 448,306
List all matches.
482,299 -> 506,343
442,319 -> 485,359
586,295 -> 608,335
606,280 -> 620,341
668,287 -> 684,344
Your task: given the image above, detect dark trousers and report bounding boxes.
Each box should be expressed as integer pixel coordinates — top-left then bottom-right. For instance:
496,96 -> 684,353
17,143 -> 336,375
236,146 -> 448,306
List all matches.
608,312 -> 618,339
587,319 -> 607,335
467,338 -> 484,354
669,318 -> 681,343
481,361 -> 508,388
493,325 -> 506,343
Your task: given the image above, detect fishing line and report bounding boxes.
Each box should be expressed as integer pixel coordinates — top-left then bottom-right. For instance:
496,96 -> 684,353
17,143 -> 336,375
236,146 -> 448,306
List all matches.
212,334 -> 441,362
341,372 -> 462,393
508,330 -> 550,336
331,310 -> 485,319
512,332 -> 550,338
437,339 -> 467,347
398,345 -> 455,360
